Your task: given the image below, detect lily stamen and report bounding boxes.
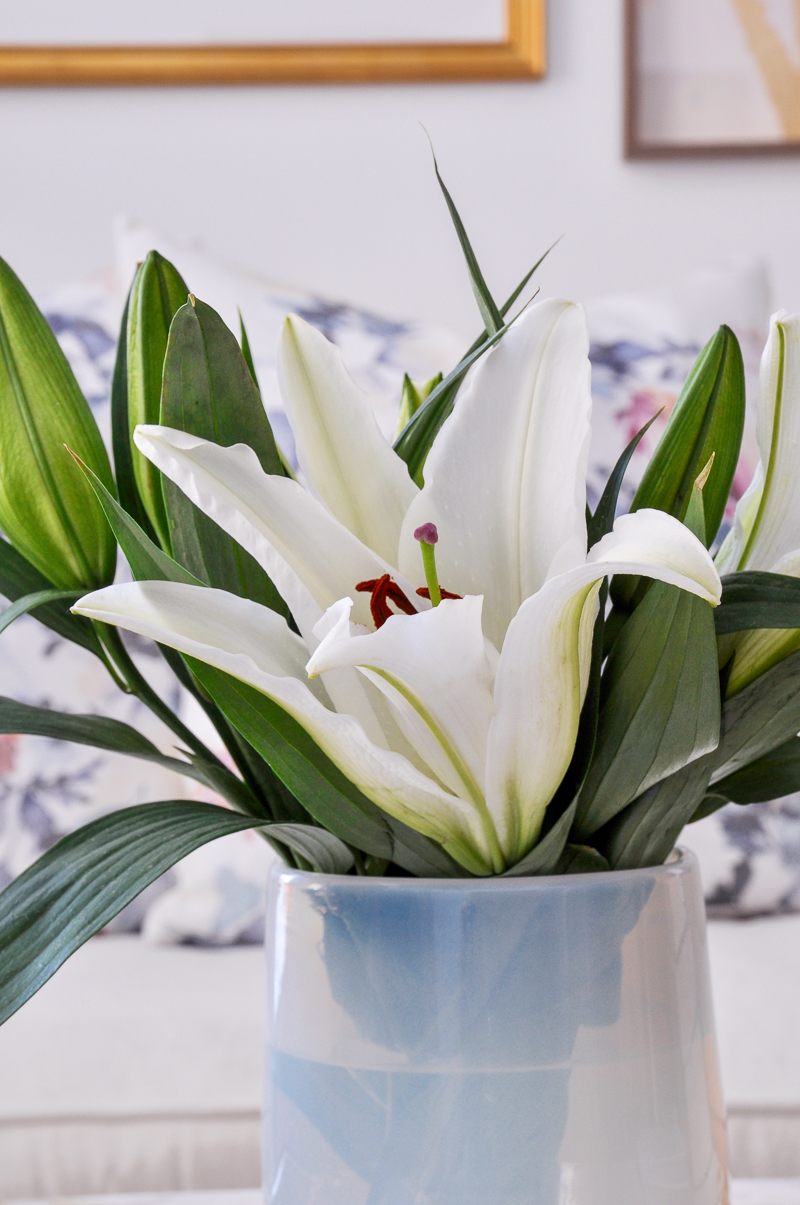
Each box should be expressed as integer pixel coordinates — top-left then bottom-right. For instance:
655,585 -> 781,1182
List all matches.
356,574 -> 418,629
416,587 -> 463,601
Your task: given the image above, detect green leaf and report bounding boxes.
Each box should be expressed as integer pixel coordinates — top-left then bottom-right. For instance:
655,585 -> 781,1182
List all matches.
430,148 -> 503,335
0,694 -> 258,815
110,289 -> 158,542
502,801 -> 577,877
554,844 -> 611,875
381,815 -> 467,878
185,659 -> 395,861
712,735 -> 800,804
0,537 -> 101,656
267,823 -> 355,874
72,456 -> 300,821
393,316 -> 515,486
126,251 -> 189,547
0,588 -> 83,636
630,326 -> 745,546
687,794 -> 729,824
239,309 -> 295,480
159,296 -> 290,618
715,571 -> 800,633
586,415 -> 659,550
392,248 -> 555,486
72,453 -> 202,586
604,647 -> 800,867
238,307 -> 259,388
602,757 -> 713,870
709,647 -> 800,783
576,582 -> 721,838
0,799 -> 289,1026
0,255 -> 117,589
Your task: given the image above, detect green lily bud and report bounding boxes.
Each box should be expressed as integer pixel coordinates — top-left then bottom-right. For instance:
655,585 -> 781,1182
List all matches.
395,372 -> 442,440
126,251 -> 189,548
0,255 -> 116,589
631,325 -> 745,544
611,325 -> 745,611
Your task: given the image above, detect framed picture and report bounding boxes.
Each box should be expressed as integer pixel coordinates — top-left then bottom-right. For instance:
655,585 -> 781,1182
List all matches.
0,0 -> 545,86
626,0 -> 800,157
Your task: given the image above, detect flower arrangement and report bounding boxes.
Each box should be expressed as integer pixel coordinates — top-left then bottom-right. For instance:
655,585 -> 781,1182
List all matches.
1,174 -> 800,1027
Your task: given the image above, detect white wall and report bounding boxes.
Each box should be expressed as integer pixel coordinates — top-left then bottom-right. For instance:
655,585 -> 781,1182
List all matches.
1,0 -> 800,338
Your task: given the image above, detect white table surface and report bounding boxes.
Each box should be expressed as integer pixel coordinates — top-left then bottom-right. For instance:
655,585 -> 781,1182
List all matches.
7,1185 -> 800,1205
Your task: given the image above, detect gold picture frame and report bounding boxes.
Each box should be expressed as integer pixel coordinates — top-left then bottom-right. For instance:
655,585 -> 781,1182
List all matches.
0,0 -> 545,87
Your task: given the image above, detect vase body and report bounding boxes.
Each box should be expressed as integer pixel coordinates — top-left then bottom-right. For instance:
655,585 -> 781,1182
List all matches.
263,849 -> 728,1205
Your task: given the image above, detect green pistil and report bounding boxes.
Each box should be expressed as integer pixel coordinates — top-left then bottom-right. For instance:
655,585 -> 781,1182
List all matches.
415,522 -> 442,606
421,542 -> 442,606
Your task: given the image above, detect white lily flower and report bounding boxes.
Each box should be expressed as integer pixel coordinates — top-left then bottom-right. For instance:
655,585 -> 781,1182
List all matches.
715,312 -> 800,694
75,303 -> 721,874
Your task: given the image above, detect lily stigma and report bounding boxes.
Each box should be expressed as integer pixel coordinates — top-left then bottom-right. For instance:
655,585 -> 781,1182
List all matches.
74,299 -> 721,875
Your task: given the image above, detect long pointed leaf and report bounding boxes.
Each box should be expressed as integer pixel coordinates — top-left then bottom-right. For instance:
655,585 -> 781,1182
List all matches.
502,800 -> 577,877
0,537 -> 101,656
393,316 -> 514,485
392,250 -> 553,484
586,415 -> 659,550
715,570 -> 800,633
0,588 -> 82,636
576,582 -> 720,838
185,658 -> 394,861
267,823 -> 355,875
604,647 -> 800,866
430,148 -> 503,335
72,455 -> 302,821
0,695 -> 257,815
72,452 -> 202,587
0,800 -> 291,1025
711,734 -> 800,804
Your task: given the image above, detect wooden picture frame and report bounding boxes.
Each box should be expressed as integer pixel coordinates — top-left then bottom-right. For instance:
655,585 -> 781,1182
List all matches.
0,0 -> 545,87
625,0 -> 800,159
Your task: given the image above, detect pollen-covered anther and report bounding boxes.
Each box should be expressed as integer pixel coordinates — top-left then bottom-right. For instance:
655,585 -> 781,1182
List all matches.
356,574 -> 418,629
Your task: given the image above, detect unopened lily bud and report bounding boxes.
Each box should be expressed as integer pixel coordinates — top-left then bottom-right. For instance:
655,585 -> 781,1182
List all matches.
126,250 -> 189,548
0,255 -> 116,589
396,373 -> 442,440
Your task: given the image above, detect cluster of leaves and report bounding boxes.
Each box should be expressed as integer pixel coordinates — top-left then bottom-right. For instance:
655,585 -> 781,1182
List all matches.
1,170 -> 800,1027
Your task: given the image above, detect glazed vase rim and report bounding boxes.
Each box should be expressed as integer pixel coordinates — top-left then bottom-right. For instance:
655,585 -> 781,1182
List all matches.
272,846 -> 695,890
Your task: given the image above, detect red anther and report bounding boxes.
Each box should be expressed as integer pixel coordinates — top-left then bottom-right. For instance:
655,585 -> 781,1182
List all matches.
385,580 -> 418,616
356,575 -> 418,628
416,586 -> 463,601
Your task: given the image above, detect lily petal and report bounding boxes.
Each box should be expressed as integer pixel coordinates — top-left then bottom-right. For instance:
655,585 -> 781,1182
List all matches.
717,312 -> 800,573
486,509 -> 721,863
74,580 -> 319,688
399,299 -> 592,648
73,580 -> 493,875
133,425 -> 407,637
308,596 -> 496,809
588,509 -> 722,605
278,315 -> 418,562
